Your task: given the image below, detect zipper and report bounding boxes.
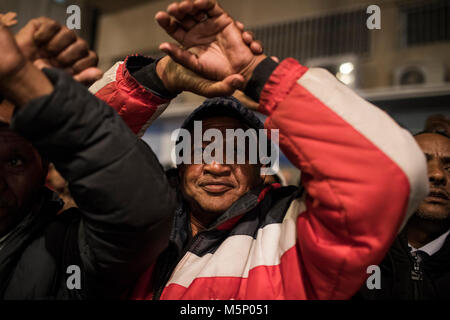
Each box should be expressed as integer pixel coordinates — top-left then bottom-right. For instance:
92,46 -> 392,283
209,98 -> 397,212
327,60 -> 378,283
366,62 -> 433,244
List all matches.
153,232 -> 205,300
152,187 -> 269,300
410,252 -> 423,299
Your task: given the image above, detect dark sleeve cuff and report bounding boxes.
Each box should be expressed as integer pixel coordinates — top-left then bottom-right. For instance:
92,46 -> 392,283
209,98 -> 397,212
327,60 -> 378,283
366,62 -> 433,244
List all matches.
130,57 -> 178,99
244,57 -> 279,103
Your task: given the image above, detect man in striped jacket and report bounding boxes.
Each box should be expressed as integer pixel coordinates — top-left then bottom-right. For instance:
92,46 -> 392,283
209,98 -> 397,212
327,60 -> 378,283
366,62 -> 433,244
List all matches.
91,0 -> 428,299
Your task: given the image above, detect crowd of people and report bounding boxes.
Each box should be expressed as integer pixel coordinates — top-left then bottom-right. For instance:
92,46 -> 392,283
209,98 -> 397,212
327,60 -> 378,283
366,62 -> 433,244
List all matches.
0,0 -> 448,300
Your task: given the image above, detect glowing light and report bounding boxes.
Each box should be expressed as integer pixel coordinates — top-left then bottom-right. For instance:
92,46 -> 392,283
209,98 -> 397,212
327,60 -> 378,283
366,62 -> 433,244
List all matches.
339,62 -> 354,75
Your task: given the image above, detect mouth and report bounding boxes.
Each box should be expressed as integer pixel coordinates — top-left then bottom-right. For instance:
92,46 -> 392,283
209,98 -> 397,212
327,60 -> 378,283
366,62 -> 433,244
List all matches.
199,181 -> 235,194
426,189 -> 449,204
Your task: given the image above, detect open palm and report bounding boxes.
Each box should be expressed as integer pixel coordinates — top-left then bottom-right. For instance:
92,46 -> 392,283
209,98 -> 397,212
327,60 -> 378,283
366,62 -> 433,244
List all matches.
156,0 -> 262,84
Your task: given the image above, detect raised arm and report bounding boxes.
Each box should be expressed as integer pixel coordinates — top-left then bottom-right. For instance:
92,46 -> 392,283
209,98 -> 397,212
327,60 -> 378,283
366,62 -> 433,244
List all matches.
89,8 -> 263,136
0,23 -> 176,294
155,0 -> 429,299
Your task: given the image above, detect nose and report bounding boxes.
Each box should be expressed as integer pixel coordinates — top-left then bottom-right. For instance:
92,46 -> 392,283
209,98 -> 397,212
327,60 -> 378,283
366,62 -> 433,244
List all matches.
428,159 -> 446,186
203,160 -> 231,177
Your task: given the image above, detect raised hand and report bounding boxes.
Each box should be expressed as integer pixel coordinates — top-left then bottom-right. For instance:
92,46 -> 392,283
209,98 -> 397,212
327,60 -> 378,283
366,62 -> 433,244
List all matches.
155,0 -> 267,87
0,12 -> 18,27
157,56 -> 243,98
15,17 -> 102,86
0,22 -> 53,108
0,22 -> 27,80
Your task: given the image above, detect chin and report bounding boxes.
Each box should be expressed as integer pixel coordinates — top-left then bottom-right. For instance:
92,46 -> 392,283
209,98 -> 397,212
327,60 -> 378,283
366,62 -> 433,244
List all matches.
416,204 -> 450,221
201,203 -> 233,214
199,199 -> 234,214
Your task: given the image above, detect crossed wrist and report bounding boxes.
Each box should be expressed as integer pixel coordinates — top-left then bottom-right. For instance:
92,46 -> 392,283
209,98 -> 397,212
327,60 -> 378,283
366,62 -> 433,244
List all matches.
0,62 -> 53,107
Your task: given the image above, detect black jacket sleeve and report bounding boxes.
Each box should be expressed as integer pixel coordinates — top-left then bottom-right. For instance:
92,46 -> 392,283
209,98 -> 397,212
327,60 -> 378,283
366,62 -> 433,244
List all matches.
10,68 -> 176,291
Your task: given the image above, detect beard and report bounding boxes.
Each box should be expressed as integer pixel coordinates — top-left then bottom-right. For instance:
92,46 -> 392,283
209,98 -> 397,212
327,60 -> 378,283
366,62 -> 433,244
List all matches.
414,205 -> 450,222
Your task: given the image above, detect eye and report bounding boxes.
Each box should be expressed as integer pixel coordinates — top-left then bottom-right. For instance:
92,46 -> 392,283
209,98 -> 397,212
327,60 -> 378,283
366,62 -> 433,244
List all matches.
8,157 -> 24,168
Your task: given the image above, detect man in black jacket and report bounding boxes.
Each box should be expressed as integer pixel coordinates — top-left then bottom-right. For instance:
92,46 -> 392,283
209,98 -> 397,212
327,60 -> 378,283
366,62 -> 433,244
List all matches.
356,132 -> 450,299
0,21 -> 176,298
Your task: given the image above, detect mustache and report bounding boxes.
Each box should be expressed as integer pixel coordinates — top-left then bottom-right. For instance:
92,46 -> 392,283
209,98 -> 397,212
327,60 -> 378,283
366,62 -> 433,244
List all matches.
428,188 -> 449,200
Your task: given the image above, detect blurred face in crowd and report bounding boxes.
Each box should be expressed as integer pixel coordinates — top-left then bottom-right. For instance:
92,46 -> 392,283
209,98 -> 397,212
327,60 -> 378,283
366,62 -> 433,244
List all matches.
180,117 -> 264,223
414,133 -> 450,221
0,125 -> 46,236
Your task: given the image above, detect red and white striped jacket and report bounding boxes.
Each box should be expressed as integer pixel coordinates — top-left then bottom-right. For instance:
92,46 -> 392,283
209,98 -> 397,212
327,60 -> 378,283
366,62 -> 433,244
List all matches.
90,56 -> 428,299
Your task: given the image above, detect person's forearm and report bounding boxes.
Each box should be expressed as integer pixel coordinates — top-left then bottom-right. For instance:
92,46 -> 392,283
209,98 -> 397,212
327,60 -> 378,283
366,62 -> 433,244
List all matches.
0,62 -> 53,108
243,56 -> 278,103
11,68 -> 175,289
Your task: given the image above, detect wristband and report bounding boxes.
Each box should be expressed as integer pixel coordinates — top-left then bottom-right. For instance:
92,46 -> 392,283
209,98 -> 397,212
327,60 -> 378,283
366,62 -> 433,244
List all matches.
244,57 -> 278,103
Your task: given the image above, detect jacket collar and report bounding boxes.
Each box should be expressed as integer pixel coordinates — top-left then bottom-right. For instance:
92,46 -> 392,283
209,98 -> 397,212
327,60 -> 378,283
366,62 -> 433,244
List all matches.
169,183 -> 281,255
0,188 -> 63,296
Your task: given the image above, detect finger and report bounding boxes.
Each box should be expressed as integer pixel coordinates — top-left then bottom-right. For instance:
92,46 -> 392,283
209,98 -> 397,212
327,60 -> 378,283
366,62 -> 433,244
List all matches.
71,50 -> 98,73
14,19 -> 41,60
194,0 -> 222,17
44,26 -> 77,56
3,12 -> 17,21
233,90 -> 259,110
167,2 -> 186,22
192,13 -> 232,39
168,1 -> 196,22
54,38 -> 89,67
33,58 -> 51,70
242,31 -> 254,45
235,21 -> 245,32
271,56 -> 280,63
179,0 -> 195,14
2,12 -> 18,27
250,40 -> 263,54
73,67 -> 104,86
223,74 -> 244,90
194,74 -> 244,98
177,0 -> 199,29
159,42 -> 200,74
5,19 -> 18,27
33,17 -> 61,45
155,11 -> 186,43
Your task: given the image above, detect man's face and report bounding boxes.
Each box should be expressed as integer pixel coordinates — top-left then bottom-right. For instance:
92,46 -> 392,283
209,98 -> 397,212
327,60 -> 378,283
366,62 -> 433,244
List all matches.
415,133 -> 450,221
0,126 -> 45,236
180,117 -> 264,219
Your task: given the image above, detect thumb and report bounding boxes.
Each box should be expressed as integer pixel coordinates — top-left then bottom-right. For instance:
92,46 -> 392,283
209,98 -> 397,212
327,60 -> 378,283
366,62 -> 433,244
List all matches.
73,67 -> 104,87
159,42 -> 200,75
15,19 -> 41,60
192,74 -> 244,98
